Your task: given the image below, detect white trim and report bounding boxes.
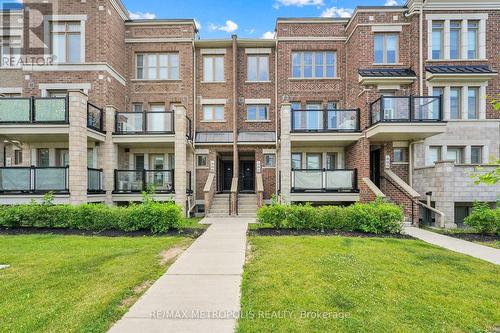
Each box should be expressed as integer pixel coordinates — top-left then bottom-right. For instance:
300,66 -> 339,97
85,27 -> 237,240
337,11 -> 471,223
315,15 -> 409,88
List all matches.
0,87 -> 22,94
200,48 -> 226,55
200,98 -> 226,105
125,20 -> 195,26
425,13 -> 489,20
109,0 -> 129,20
245,48 -> 271,54
371,25 -> 402,32
43,15 -> 87,64
244,98 -> 271,105
263,149 -> 276,154
39,83 -> 91,96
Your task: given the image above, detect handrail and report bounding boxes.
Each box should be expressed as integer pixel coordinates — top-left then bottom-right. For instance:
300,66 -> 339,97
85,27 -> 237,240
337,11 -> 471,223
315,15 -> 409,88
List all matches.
186,170 -> 193,194
230,177 -> 238,215
256,173 -> 264,208
419,201 -> 446,228
362,177 -> 386,198
369,95 -> 442,126
87,102 -> 104,132
380,172 -> 419,224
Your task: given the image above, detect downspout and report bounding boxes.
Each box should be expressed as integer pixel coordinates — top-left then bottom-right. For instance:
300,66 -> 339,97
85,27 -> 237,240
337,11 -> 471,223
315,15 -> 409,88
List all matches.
419,2 -> 424,95
274,35 -> 279,195
192,39 -> 197,211
232,35 -> 238,177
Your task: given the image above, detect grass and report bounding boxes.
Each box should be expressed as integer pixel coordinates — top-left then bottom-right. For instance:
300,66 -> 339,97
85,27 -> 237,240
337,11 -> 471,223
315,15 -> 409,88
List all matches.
180,217 -> 206,229
0,234 -> 193,333
422,226 -> 500,249
238,236 -> 500,333
477,241 -> 500,249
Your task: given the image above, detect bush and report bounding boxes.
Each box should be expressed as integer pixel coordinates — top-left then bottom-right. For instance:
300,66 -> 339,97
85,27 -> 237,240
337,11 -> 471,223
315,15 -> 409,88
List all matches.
256,200 -> 404,234
464,202 -> 499,235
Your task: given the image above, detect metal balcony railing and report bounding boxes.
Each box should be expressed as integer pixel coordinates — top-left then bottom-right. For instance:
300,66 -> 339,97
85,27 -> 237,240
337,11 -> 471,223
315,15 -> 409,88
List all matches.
114,169 -> 174,193
87,103 -> 104,132
370,96 -> 443,125
291,109 -> 360,132
291,168 -> 358,193
115,111 -> 175,134
0,97 -> 68,124
0,166 -> 69,194
88,168 -> 103,193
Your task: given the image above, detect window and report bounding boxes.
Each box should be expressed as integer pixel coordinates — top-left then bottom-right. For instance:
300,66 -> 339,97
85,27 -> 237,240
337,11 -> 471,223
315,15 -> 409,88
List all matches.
197,155 -> 208,168
132,103 -> 143,113
134,154 -> 144,170
136,53 -> 179,80
264,154 -> 275,167
86,149 -> 93,168
291,102 -> 301,110
468,21 -> 479,59
450,87 -> 461,119
37,149 -> 50,167
51,22 -> 81,63
150,103 -> 165,112
0,36 -> 21,67
246,105 -> 269,121
292,51 -> 336,79
429,146 -> 441,164
447,147 -> 464,164
374,34 -> 398,64
450,21 -> 461,59
14,150 -> 22,165
306,153 -> 322,169
393,148 -> 408,163
471,146 -> 483,164
291,153 -> 302,170
327,101 -> 337,110
202,105 -> 224,121
247,55 -> 269,81
326,153 -> 337,170
432,21 -> 444,59
203,56 -> 224,82
47,90 -> 68,98
468,87 -> 479,119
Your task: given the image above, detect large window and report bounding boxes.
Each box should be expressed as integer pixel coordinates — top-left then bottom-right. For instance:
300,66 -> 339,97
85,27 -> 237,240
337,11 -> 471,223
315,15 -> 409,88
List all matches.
0,36 -> 21,67
468,21 -> 479,59
51,22 -> 81,63
447,147 -> 464,164
306,153 -> 322,169
430,18 -> 484,60
450,21 -> 461,60
203,56 -> 224,82
246,105 -> 269,121
468,87 -> 479,119
136,53 -> 179,80
450,87 -> 461,119
202,105 -> 224,121
374,34 -> 398,64
247,55 -> 269,81
431,21 -> 444,60
292,51 -> 336,79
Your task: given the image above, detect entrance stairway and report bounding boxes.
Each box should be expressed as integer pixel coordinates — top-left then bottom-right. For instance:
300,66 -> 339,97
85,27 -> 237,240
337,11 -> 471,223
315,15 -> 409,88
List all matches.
207,193 -> 258,218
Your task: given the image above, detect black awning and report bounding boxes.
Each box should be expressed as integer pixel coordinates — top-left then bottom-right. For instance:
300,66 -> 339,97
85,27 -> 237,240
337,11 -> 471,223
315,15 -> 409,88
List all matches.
358,68 -> 416,77
425,65 -> 497,74
195,132 -> 233,143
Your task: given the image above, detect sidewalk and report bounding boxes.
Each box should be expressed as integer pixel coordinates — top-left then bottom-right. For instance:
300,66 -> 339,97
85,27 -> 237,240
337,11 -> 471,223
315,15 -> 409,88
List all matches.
404,227 -> 500,265
109,218 -> 250,333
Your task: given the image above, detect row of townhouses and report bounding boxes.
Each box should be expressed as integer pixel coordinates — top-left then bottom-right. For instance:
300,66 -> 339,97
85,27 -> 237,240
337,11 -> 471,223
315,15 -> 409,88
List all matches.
0,0 -> 499,227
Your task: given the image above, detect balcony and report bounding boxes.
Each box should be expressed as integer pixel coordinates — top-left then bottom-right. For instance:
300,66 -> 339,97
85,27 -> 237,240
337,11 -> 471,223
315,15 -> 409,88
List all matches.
0,97 -> 68,124
114,169 -> 174,193
115,111 -> 175,135
87,103 -> 104,133
290,109 -> 362,146
367,96 -> 446,141
88,168 -> 104,193
0,166 -> 69,194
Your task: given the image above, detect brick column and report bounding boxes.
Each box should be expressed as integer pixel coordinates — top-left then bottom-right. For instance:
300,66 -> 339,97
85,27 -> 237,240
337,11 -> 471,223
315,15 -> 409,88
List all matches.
174,104 -> 187,214
102,105 -> 118,205
68,90 -> 88,205
279,103 -> 291,203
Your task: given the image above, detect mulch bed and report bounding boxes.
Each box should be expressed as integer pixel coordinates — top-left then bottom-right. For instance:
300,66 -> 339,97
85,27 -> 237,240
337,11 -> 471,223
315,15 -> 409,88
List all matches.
248,228 -> 414,239
439,233 -> 499,243
0,227 -> 205,238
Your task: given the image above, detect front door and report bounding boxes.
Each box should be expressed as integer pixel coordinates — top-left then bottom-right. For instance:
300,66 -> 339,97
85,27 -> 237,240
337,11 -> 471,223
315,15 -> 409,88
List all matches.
222,161 -> 233,192
370,149 -> 381,187
240,161 -> 255,192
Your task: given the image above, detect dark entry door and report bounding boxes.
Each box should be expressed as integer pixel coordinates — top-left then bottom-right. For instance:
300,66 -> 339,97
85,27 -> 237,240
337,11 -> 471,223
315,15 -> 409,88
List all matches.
240,161 -> 255,192
222,161 -> 233,192
370,149 -> 381,187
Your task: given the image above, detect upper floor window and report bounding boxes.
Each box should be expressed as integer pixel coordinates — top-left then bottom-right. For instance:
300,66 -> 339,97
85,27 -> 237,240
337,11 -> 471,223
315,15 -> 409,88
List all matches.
468,21 -> 479,59
450,21 -> 461,59
203,56 -> 224,82
247,105 -> 269,121
247,55 -> 269,81
431,21 -> 444,60
468,87 -> 479,119
374,34 -> 398,64
136,53 -> 179,80
51,22 -> 82,63
202,105 -> 224,121
0,36 -> 21,67
291,51 -> 336,79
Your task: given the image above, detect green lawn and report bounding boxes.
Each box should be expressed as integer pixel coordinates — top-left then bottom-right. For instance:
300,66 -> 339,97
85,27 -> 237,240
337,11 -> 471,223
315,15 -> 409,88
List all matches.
238,236 -> 500,333
0,234 -> 192,333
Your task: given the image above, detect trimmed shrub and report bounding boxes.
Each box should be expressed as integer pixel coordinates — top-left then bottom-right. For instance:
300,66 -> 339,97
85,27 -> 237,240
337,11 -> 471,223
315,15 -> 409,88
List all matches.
256,201 -> 404,234
464,202 -> 499,235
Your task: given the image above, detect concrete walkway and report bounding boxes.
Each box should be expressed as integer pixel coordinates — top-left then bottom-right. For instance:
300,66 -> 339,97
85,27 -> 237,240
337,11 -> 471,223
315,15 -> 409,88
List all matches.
109,218 -> 250,333
404,227 -> 500,265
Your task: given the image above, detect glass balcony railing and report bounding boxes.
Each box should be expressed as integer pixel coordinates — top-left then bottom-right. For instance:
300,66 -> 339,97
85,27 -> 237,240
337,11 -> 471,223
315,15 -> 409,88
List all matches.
291,169 -> 358,193
87,103 -> 104,132
114,169 -> 174,193
88,168 -> 103,193
115,111 -> 175,134
370,96 -> 442,125
0,97 -> 68,124
0,166 -> 69,193
291,109 -> 360,132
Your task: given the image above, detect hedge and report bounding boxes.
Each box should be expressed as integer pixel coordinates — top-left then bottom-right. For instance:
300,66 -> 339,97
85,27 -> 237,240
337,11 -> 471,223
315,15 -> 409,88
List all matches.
464,202 -> 500,235
257,200 -> 404,234
0,200 -> 184,234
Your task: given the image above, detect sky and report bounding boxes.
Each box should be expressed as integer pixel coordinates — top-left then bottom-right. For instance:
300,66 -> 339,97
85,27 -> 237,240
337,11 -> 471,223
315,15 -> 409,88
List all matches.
122,0 -> 405,39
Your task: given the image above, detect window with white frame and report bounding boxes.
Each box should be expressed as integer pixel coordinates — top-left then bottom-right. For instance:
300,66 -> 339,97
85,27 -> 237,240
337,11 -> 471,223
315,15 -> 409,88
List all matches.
447,146 -> 464,164
326,153 -> 337,170
374,34 -> 398,64
292,51 -> 336,79
132,103 -> 143,113
431,21 -> 444,60
196,154 -> 208,168
202,105 -> 224,121
468,87 -> 479,119
431,85 -> 484,120
50,21 -> 82,63
247,55 -> 269,81
291,153 -> 302,170
0,36 -> 21,67
393,148 -> 408,163
203,55 -> 224,82
450,21 -> 461,60
471,146 -> 483,164
264,154 -> 275,167
136,53 -> 179,80
14,150 -> 23,165
467,21 -> 479,59
429,146 -> 441,164
450,87 -> 461,119
246,105 -> 269,121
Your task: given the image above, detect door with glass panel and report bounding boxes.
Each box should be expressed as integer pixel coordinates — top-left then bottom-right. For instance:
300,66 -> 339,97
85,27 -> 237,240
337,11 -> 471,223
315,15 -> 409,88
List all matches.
58,149 -> 69,167
303,153 -> 322,190
306,103 -> 322,130
381,92 -> 396,120
150,154 -> 171,191
149,103 -> 168,132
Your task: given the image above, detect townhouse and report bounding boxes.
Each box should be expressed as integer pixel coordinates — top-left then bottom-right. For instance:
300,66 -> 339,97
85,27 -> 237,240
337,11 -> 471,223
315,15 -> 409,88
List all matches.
0,0 -> 498,227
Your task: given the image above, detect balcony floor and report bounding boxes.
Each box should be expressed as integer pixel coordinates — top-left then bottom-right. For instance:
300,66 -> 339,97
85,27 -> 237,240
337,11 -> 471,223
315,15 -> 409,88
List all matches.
290,132 -> 362,147
366,122 -> 447,141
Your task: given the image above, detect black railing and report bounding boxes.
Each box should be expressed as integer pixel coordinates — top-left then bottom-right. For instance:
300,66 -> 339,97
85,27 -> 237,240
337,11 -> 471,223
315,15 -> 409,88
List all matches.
87,103 -> 104,132
0,96 -> 68,124
186,170 -> 193,194
291,168 -> 358,193
88,168 -> 103,193
113,169 -> 174,193
115,111 -> 175,134
369,96 -> 442,126
291,109 -> 360,132
186,116 -> 193,140
0,166 -> 69,194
